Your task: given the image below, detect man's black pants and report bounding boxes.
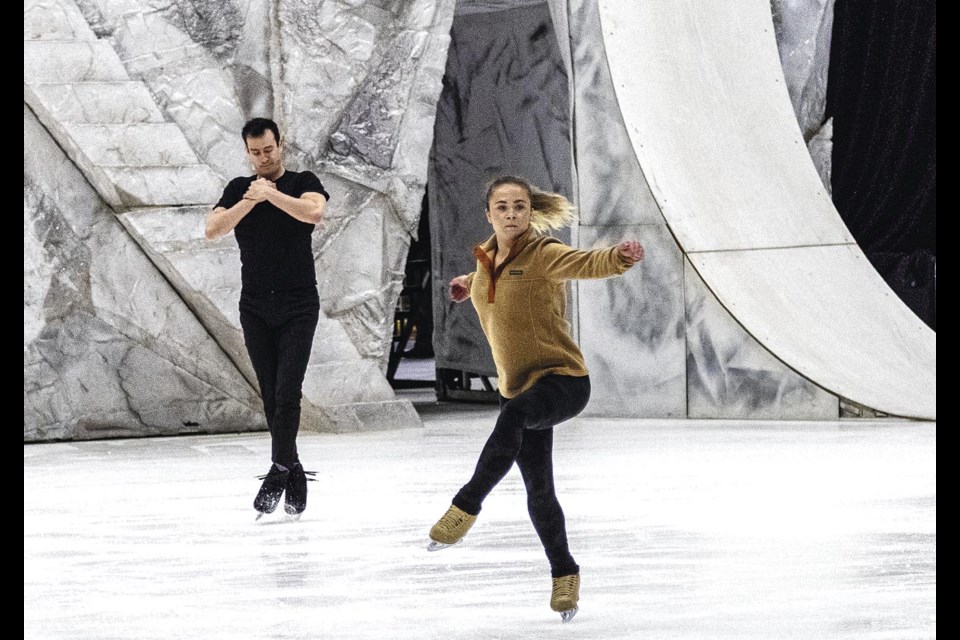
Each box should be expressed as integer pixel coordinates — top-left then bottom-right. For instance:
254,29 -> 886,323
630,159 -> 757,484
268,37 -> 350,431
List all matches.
239,286 -> 320,468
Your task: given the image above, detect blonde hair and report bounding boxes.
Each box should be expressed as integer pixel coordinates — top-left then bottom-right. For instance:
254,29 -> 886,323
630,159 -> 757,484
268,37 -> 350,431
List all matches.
485,176 -> 577,233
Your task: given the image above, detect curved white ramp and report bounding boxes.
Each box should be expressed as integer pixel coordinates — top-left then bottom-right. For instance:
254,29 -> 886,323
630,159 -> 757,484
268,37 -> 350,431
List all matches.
597,0 -> 935,419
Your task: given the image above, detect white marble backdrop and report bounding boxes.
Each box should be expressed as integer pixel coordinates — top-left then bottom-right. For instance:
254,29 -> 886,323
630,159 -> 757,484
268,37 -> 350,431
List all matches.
25,0 -> 846,437
544,0 -> 840,419
24,105 -> 265,442
771,0 -> 836,193
24,0 -> 455,439
420,0 -> 841,419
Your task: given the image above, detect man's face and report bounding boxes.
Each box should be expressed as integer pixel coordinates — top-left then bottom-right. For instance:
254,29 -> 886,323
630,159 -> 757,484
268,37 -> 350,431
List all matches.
245,131 -> 283,178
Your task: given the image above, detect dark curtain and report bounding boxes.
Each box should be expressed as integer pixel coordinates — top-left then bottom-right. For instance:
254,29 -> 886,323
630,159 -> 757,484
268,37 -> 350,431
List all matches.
826,0 -> 936,329
428,3 -> 571,376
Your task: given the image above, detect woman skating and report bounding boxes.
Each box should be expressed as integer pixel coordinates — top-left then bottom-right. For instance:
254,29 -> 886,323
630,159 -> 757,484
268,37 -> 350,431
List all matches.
427,175 -> 644,622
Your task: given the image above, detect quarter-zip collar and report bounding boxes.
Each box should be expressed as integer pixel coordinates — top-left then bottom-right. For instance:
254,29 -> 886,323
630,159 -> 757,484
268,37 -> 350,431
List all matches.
473,227 -> 536,303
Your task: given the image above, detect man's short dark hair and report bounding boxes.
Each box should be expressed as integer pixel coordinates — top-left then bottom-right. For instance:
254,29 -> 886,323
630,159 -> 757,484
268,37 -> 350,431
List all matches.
242,118 -> 281,146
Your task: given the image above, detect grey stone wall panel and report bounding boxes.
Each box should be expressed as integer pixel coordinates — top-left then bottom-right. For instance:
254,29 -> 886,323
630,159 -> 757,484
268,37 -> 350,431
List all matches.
684,258 -> 840,420
577,224 -> 687,418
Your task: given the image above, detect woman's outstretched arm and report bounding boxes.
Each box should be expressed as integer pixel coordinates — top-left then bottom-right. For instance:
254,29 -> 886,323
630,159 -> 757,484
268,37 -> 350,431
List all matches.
539,239 -> 644,280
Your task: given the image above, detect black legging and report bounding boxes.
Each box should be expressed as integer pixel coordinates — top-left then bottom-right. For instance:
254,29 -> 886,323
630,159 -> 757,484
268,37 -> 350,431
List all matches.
453,374 -> 591,578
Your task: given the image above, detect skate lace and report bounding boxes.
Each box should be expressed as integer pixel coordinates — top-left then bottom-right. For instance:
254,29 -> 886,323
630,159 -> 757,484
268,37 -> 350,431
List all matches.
292,468 -> 318,482
552,575 -> 578,600
437,507 -> 468,534
256,469 -> 318,481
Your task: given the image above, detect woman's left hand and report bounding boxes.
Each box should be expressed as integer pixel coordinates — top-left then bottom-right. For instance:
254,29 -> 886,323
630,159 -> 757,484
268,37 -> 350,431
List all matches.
618,240 -> 645,263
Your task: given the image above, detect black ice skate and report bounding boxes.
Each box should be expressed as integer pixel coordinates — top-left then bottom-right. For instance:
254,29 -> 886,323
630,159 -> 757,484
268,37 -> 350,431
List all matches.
283,462 -> 316,518
254,464 -> 289,519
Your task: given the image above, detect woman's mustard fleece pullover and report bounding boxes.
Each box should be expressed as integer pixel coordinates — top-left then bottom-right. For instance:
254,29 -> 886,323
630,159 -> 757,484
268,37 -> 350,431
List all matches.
465,227 -> 636,398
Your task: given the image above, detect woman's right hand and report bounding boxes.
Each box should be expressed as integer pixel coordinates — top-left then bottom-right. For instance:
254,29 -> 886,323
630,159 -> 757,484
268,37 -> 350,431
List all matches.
449,275 -> 471,302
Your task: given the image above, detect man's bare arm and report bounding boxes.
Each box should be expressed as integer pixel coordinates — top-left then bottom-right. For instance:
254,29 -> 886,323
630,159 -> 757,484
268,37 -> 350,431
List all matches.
205,198 -> 257,240
260,188 -> 326,225
244,178 -> 324,224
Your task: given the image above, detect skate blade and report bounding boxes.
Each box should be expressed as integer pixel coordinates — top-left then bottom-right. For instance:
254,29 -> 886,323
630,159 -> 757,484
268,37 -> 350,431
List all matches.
560,606 -> 579,623
426,539 -> 459,552
255,506 -> 279,521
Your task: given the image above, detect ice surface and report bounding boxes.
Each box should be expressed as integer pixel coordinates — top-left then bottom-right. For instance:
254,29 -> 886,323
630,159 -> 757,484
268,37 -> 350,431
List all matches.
24,407 -> 936,639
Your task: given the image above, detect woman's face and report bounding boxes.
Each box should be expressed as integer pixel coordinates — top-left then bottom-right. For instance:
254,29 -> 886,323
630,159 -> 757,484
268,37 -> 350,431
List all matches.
486,183 -> 531,243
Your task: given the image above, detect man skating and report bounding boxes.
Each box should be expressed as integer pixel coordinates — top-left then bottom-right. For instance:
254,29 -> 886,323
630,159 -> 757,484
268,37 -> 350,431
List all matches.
205,118 -> 329,518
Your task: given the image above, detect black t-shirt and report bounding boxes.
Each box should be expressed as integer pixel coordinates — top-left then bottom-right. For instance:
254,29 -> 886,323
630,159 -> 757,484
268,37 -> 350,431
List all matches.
215,170 -> 330,293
